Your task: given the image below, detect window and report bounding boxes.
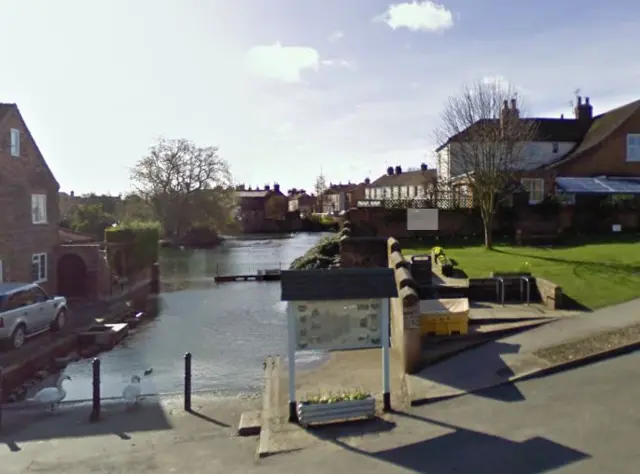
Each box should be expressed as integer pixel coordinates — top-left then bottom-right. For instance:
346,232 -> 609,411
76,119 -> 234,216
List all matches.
521,178 -> 545,204
32,253 -> 47,283
627,134 -> 640,162
365,188 -> 371,199
10,128 -> 20,157
31,194 -> 47,224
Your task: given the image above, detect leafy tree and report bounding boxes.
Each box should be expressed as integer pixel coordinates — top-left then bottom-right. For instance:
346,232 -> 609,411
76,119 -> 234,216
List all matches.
130,138 -> 234,238
70,203 -> 116,239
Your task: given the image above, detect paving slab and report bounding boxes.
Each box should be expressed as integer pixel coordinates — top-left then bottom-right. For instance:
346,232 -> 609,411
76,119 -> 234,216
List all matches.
408,297 -> 640,404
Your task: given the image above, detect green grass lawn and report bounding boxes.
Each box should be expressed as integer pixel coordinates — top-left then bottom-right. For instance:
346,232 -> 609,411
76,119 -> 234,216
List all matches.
403,237 -> 640,310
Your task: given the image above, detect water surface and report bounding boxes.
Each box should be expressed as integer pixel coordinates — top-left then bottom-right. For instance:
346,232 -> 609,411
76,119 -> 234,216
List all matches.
61,233 -> 330,401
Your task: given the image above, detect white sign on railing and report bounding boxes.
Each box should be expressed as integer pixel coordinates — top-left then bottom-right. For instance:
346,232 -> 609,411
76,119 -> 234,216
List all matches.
291,298 -> 382,350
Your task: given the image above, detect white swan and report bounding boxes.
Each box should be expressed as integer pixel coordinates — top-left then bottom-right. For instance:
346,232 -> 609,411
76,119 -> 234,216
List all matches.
122,375 -> 142,409
29,375 -> 71,412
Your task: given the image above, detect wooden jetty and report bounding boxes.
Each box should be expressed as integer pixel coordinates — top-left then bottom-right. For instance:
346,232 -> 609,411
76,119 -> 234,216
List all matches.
214,269 -> 281,283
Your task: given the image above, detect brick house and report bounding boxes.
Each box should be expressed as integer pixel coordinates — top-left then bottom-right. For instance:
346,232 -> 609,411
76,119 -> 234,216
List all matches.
287,192 -> 316,216
436,96 -> 640,205
0,103 -> 60,293
236,184 -> 288,233
320,183 -> 358,214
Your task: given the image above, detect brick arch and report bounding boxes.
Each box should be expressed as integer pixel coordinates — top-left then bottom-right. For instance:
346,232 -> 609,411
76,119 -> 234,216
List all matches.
57,253 -> 89,298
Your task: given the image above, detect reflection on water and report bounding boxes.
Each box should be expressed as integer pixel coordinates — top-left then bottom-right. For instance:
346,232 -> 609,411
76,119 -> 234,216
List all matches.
62,233 -> 331,401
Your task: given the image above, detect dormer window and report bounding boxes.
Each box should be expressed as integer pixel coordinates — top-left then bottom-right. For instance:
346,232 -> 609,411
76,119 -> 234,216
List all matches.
552,142 -> 559,153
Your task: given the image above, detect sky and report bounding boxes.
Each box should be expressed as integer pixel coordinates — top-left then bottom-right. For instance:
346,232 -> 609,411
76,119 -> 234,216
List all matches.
1,0 -> 640,195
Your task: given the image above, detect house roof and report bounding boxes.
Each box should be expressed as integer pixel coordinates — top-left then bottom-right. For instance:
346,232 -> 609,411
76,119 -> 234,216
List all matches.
556,176 -> 640,194
59,227 -> 97,243
236,190 -> 269,198
436,117 -> 590,152
546,100 -> 640,169
0,103 -> 60,188
369,169 -> 437,187
324,183 -> 357,195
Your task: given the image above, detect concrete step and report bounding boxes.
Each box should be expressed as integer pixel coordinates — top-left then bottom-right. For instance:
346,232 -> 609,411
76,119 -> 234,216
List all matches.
237,410 -> 261,436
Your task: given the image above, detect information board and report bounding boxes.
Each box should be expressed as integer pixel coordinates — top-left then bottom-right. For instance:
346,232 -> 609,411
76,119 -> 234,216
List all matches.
292,298 -> 382,351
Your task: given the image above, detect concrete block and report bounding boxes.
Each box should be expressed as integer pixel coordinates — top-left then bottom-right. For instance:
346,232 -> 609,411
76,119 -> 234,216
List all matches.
238,410 -> 261,436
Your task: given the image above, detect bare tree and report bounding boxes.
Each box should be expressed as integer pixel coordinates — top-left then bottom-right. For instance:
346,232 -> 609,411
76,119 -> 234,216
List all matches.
130,138 -> 233,237
434,79 -> 539,249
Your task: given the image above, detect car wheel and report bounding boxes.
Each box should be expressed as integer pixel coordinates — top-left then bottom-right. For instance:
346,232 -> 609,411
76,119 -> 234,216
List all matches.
12,325 -> 26,350
51,309 -> 67,331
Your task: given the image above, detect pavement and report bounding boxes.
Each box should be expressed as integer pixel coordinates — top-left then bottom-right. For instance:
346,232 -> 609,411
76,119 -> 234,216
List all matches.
4,351 -> 640,472
408,296 -> 640,403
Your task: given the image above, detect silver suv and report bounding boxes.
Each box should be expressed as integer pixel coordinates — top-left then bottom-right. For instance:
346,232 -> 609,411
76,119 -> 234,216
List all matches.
0,283 -> 68,350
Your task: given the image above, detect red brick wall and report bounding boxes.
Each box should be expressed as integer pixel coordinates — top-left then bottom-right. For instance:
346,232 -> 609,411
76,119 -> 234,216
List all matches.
0,107 -> 60,294
555,107 -> 640,177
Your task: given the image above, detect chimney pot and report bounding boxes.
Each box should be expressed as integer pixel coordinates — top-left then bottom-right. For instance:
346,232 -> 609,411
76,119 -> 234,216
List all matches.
577,96 -> 582,105
503,100 -> 509,109
560,114 -> 564,119
585,97 -> 590,105
510,98 -> 517,109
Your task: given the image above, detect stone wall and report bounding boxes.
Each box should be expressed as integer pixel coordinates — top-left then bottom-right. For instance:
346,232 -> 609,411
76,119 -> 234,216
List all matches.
387,237 -> 422,374
535,277 -> 564,309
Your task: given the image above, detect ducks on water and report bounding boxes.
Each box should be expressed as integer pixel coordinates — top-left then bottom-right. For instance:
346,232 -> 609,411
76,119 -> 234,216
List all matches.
29,375 -> 71,412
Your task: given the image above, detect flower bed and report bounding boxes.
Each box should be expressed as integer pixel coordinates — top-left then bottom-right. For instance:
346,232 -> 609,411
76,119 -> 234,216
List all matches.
297,391 -> 375,427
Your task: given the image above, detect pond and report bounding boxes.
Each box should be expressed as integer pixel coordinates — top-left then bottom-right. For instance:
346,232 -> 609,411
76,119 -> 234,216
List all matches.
60,232 -> 331,401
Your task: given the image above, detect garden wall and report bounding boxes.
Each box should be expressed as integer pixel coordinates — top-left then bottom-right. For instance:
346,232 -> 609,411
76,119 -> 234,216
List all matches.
386,238 -> 422,374
346,204 -> 640,239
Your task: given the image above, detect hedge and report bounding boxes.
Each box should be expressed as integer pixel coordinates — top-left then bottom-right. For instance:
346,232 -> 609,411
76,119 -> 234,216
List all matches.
105,221 -> 161,275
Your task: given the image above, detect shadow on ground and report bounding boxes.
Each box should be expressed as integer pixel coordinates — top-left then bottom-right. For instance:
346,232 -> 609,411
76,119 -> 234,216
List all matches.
0,397 -> 172,450
413,340 -> 526,403
315,411 -> 590,473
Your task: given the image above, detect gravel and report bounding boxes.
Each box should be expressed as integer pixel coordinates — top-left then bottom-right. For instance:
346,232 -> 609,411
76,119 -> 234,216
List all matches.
534,323 -> 640,365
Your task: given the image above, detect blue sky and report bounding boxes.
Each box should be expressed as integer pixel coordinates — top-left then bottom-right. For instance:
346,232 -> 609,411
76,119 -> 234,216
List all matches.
1,0 -> 640,195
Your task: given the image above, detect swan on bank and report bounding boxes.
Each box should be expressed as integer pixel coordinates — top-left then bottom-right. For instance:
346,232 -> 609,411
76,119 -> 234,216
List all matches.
29,375 -> 71,412
122,375 -> 142,409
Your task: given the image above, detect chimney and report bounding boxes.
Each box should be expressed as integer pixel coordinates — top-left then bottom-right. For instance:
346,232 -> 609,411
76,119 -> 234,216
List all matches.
510,98 -> 519,118
575,95 -> 593,121
560,114 -> 564,119
500,99 -> 510,133
395,165 -> 402,175
420,163 -> 428,171
273,183 -> 280,193
70,191 -> 75,198
264,184 -> 270,191
387,166 -> 394,176
364,177 -> 370,185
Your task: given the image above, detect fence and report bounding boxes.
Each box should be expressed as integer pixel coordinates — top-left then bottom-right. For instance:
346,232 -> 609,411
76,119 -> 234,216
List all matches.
357,191 -> 473,211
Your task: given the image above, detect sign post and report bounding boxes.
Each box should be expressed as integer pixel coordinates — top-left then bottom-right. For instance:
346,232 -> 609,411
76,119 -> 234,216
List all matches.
281,268 -> 398,423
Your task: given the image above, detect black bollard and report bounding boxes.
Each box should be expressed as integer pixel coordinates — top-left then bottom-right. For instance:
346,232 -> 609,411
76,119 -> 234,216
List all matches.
0,367 -> 3,429
184,352 -> 192,412
90,358 -> 101,422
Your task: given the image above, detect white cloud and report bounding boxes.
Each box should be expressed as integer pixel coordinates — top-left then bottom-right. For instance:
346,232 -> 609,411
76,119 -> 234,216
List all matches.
321,58 -> 356,70
328,31 -> 344,42
245,42 -> 320,83
375,1 -> 454,32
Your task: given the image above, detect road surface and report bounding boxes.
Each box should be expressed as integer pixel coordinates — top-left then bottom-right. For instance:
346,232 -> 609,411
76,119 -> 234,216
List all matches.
3,350 -> 640,473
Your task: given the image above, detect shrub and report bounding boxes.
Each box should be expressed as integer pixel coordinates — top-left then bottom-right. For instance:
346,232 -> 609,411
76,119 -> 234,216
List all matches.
105,221 -> 161,276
